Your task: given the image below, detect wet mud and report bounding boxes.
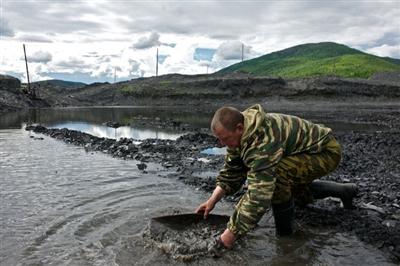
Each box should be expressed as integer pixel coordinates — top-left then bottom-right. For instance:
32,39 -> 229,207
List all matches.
25,118 -> 400,263
143,213 -> 230,261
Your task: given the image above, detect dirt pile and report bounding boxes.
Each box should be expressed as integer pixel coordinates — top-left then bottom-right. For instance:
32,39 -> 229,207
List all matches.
70,74 -> 400,106
0,74 -> 21,92
2,73 -> 400,114
286,76 -> 400,99
369,71 -> 400,86
0,75 -> 50,114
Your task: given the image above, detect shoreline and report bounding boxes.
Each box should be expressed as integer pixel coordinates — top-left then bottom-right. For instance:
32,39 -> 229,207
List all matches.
2,73 -> 400,115
2,98 -> 400,116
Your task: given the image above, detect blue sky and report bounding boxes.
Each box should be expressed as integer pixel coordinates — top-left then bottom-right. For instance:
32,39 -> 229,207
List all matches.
1,0 -> 399,84
194,48 -> 216,62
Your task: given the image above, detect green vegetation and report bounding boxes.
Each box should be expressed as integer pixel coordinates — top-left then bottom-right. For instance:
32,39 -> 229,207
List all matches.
119,80 -> 227,98
33,79 -> 86,89
218,42 -> 400,78
120,82 -> 180,97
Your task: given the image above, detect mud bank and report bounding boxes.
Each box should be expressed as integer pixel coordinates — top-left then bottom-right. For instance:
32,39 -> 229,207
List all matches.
25,125 -> 400,262
2,73 -> 400,115
25,125 -> 221,171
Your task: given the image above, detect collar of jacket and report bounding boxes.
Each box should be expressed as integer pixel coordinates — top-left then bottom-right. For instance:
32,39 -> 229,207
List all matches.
239,104 -> 267,152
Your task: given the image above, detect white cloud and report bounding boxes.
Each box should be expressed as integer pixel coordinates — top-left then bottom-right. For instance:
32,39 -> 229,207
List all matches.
132,32 -> 161,49
0,0 -> 399,83
367,44 -> 400,59
28,51 -> 53,63
214,41 -> 254,60
17,34 -> 53,43
128,59 -> 140,74
0,19 -> 14,37
56,57 -> 88,69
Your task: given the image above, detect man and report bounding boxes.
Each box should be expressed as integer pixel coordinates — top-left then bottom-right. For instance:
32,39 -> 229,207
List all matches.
196,104 -> 357,248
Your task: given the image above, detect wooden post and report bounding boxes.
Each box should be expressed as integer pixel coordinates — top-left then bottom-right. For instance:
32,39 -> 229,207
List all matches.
156,48 -> 159,77
23,44 -> 31,93
241,43 -> 244,62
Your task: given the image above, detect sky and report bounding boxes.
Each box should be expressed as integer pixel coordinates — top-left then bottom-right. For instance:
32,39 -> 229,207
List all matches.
1,0 -> 399,84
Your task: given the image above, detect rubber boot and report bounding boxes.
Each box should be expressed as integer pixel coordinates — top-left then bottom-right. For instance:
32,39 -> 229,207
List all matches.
272,198 -> 294,236
310,180 -> 357,209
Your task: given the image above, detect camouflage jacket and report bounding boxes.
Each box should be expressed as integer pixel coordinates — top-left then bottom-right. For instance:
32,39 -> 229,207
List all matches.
216,104 -> 332,235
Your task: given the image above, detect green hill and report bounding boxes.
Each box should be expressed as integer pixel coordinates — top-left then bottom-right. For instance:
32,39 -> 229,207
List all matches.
217,42 -> 400,78
32,79 -> 86,89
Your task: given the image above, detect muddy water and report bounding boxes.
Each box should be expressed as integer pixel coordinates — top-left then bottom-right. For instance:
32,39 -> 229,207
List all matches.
0,107 -> 397,265
0,127 -> 222,265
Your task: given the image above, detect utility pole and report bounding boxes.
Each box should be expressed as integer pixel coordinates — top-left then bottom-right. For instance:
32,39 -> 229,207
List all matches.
241,43 -> 244,62
23,44 -> 31,93
156,48 -> 159,77
114,67 -> 116,83
206,65 -> 209,74
23,44 -> 35,98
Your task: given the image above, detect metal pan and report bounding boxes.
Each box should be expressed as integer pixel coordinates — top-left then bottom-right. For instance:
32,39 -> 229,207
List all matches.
149,213 -> 229,238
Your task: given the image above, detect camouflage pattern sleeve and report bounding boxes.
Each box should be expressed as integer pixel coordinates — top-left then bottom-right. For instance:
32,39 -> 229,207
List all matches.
216,148 -> 248,195
220,104 -> 333,235
227,136 -> 284,235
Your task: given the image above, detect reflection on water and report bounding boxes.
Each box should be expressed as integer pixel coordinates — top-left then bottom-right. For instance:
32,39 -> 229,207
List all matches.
0,107 -> 213,140
0,107 -> 212,130
0,106 -> 391,135
48,122 -> 182,140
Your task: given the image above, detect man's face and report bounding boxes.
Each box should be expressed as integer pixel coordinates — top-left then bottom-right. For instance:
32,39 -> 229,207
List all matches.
213,124 -> 243,149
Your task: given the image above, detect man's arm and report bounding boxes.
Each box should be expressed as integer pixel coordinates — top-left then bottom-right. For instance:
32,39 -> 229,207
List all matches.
218,167 -> 278,248
227,167 -> 277,235
216,148 -> 248,195
227,143 -> 284,236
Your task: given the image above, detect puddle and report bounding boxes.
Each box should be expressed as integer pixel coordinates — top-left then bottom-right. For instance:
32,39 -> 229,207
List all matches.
201,147 -> 227,155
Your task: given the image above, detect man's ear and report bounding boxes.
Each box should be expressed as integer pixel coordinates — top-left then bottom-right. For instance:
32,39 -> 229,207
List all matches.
236,123 -> 244,133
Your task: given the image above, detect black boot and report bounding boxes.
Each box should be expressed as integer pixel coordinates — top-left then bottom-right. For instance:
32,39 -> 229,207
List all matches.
272,198 -> 294,236
310,180 -> 357,209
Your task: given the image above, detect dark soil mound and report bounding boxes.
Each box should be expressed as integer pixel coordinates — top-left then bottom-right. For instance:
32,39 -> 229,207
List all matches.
0,74 -> 21,92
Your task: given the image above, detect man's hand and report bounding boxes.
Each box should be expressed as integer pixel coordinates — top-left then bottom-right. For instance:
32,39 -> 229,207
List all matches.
195,186 -> 226,219
220,228 -> 236,248
196,200 -> 216,219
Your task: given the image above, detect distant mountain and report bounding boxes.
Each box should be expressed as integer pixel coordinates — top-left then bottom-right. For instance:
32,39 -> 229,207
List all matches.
383,57 -> 400,66
33,79 -> 86,89
218,42 -> 400,78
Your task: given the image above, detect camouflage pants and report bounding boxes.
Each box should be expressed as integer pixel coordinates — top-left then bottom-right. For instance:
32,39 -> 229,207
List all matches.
271,135 -> 342,205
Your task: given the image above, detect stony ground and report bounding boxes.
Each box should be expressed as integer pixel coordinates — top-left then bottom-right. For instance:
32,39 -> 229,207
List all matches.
296,131 -> 400,262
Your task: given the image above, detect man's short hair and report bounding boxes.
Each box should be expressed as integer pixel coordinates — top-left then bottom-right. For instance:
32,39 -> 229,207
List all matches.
211,106 -> 244,132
